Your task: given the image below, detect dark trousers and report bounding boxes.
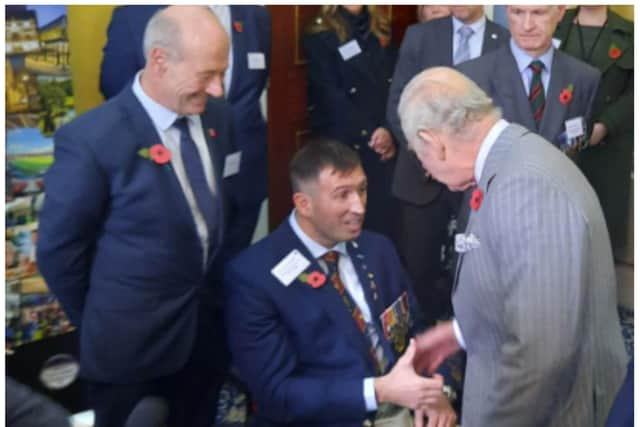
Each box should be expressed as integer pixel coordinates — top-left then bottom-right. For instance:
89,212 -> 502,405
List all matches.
395,189 -> 462,327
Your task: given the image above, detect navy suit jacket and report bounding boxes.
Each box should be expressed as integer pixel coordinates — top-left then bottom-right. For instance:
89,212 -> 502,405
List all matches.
386,16 -> 509,205
37,85 -> 239,383
225,221 -> 419,426
458,44 -> 600,149
100,5 -> 271,207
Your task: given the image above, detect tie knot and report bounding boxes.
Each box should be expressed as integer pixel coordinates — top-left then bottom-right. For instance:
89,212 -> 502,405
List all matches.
173,117 -> 190,134
529,60 -> 544,74
458,25 -> 474,39
322,251 -> 340,265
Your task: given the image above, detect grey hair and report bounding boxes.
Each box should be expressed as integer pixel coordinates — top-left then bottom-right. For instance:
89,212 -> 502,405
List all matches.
398,67 -> 501,149
142,8 -> 183,63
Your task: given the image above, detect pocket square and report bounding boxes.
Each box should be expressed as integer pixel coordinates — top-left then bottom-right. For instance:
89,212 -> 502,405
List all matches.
455,233 -> 480,253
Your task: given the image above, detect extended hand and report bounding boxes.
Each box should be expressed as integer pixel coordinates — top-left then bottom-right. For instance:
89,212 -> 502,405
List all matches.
414,321 -> 461,374
375,339 -> 444,410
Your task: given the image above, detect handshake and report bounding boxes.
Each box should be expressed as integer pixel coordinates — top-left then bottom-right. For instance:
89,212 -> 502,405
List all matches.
374,334 -> 459,427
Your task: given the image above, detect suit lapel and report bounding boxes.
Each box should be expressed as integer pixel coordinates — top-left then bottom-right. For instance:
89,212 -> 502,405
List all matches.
539,50 -> 569,142
495,47 -> 537,131
119,87 -> 197,238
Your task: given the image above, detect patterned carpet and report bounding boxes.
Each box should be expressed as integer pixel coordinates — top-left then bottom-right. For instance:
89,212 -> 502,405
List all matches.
213,305 -> 635,426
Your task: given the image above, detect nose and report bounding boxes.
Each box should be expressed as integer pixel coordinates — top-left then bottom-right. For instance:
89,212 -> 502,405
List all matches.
350,192 -> 366,215
523,13 -> 534,30
206,76 -> 224,98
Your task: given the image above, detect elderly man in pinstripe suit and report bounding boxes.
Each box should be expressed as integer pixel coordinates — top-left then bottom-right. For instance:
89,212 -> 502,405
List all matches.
397,67 -> 626,427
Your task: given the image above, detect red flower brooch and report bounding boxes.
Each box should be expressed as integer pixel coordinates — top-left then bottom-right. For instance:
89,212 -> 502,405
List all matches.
470,188 -> 483,211
609,44 -> 622,59
378,36 -> 390,48
138,144 -> 171,165
559,84 -> 574,105
299,271 -> 326,288
208,128 -> 217,138
233,20 -> 243,33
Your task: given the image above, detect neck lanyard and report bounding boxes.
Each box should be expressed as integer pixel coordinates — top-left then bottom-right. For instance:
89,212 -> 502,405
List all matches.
573,17 -> 608,63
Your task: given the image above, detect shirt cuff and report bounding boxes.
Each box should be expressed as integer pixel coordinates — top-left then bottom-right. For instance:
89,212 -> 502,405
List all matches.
364,377 -> 378,411
453,318 -> 466,350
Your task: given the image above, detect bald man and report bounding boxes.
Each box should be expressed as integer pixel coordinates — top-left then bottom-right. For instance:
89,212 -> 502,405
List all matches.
38,7 -> 240,427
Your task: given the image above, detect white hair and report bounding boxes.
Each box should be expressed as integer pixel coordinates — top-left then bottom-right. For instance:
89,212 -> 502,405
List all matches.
142,8 -> 183,63
398,67 -> 501,149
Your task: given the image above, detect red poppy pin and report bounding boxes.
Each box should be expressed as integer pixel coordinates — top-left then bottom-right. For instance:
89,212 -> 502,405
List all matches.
208,128 -> 217,138
299,271 -> 326,288
559,84 -> 574,105
138,144 -> 171,165
608,44 -> 622,59
233,20 -> 243,33
378,36 -> 389,48
470,188 -> 483,211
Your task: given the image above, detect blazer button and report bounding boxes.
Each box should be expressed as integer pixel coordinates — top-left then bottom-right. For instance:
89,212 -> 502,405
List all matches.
354,144 -> 361,150
605,95 -> 612,103
387,77 -> 392,83
360,129 -> 368,136
349,87 -> 357,94
362,420 -> 373,427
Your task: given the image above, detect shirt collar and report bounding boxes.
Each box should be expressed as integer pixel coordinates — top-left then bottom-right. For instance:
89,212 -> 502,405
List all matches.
132,71 -> 189,131
288,210 -> 348,259
509,38 -> 555,74
475,119 -> 509,184
452,14 -> 486,35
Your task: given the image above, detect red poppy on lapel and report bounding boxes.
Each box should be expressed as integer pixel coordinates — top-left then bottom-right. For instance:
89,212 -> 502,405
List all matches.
608,44 -> 622,59
470,188 -> 483,211
559,84 -> 574,105
306,271 -> 326,288
149,144 -> 171,165
378,36 -> 389,48
208,128 -> 217,138
233,20 -> 243,33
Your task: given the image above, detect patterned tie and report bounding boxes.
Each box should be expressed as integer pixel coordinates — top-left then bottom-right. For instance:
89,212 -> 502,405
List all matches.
528,60 -> 546,127
453,25 -> 474,65
322,251 -> 389,375
173,117 -> 218,235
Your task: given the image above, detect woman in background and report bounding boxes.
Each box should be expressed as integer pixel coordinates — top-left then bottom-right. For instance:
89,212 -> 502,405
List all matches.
303,5 -> 398,240
555,6 -> 633,254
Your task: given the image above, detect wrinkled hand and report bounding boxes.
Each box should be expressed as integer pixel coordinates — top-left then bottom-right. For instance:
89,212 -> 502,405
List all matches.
414,321 -> 461,375
414,391 -> 458,427
375,339 -> 444,410
369,127 -> 396,161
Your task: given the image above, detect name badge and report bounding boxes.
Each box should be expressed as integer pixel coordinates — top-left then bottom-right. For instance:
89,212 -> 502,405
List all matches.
247,52 -> 266,70
271,249 -> 311,287
565,116 -> 585,140
223,151 -> 242,178
338,39 -> 361,61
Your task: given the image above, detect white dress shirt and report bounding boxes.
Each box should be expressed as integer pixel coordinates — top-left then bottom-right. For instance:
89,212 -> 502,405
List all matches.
133,72 -> 217,266
288,211 -> 378,411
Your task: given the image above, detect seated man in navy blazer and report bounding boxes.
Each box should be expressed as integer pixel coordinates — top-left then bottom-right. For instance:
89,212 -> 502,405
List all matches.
225,139 -> 457,427
37,7 -> 240,427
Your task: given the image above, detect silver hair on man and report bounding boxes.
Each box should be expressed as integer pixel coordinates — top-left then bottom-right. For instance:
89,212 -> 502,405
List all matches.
397,66 -> 501,150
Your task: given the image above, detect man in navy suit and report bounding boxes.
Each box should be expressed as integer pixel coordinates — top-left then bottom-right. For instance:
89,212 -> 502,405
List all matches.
101,5 -> 271,251
386,6 -> 510,326
37,7 -> 239,427
225,139 -> 457,427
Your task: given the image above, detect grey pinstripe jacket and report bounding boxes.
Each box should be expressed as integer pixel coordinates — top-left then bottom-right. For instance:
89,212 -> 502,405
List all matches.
454,123 -> 626,427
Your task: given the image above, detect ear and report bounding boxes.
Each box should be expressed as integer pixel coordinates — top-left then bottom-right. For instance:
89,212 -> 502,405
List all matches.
556,6 -> 567,22
292,191 -> 312,217
148,47 -> 169,74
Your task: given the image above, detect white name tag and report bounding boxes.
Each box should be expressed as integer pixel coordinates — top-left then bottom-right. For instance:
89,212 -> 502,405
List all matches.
223,151 -> 242,178
247,52 -> 266,70
338,39 -> 362,61
565,116 -> 585,139
271,249 -> 311,286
